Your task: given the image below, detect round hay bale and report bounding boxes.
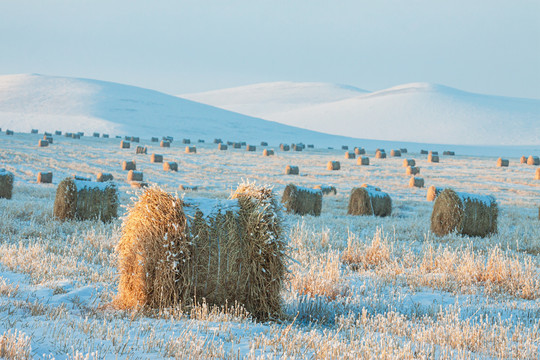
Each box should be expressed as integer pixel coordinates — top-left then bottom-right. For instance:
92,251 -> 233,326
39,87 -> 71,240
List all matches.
96,173 -> 114,182
64,132 -> 72,138
0,169 -> 14,199
354,147 -> 366,155
127,170 -> 143,182
429,151 -> 439,156
280,144 -> 290,151
163,162 -> 178,172
443,151 -> 455,156
37,172 -> 53,184
406,166 -> 420,175
218,143 -> 228,150
403,159 -> 416,167
151,137 -> 159,142
160,140 -> 170,148
520,156 -> 527,164
233,142 -> 242,149
428,154 -> 439,163
420,150 -> 428,155
263,149 -> 274,156
178,185 -> 198,191
285,165 -> 299,175
390,149 -> 401,157
357,156 -> 369,166
536,168 -> 540,180
31,129 -> 38,134
120,140 -> 130,149
6,130 -> 14,135
55,131 -> 62,135
136,146 -> 148,155
409,177 -> 424,188
527,156 -> 540,165
282,184 -> 322,216
44,135 -> 53,144
430,189 -> 498,237
122,161 -> 136,171
182,138 -> 190,144
345,152 -> 356,159
426,185 -> 443,201
214,138 -> 223,144
163,136 -> 174,143
347,185 -> 392,217
53,177 -> 118,222
341,145 -> 349,150
198,139 -> 205,143
93,132 -> 100,138
246,145 -> 256,152
375,150 -> 386,159
313,184 -> 337,195
103,134 -> 109,138
38,139 -> 49,147
307,144 -> 314,148
496,158 -> 509,167
185,146 -> 197,154
327,161 -> 341,170
150,154 -> 163,163
292,143 -> 304,151
400,148 -> 408,154
260,141 -> 268,146
130,136 -> 140,143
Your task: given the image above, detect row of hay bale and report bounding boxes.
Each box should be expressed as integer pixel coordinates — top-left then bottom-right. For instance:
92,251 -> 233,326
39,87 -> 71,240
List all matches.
520,155 -> 539,165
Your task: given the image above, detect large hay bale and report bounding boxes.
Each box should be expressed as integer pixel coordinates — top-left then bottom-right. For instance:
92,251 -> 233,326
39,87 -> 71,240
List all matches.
0,169 -> 14,199
182,138 -> 191,144
428,153 -> 439,163
282,184 -> 322,216
127,170 -> 143,182
285,165 -> 299,175
426,185 -> 443,201
44,136 -> 53,144
347,185 -> 392,217
38,139 -> 49,147
280,144 -> 290,151
65,132 -> 72,138
136,146 -> 148,155
527,156 -> 540,165
341,145 -> 349,150
443,151 -> 455,156
130,136 -> 140,143
163,162 -> 178,172
345,152 -> 356,159
400,148 -> 408,154
246,145 -> 256,152
122,161 -> 136,171
429,151 -> 439,156
357,156 -> 370,165
96,173 -> 114,182
430,189 -> 498,237
496,158 -> 509,167
218,143 -> 228,150
151,137 -> 159,142
420,150 -> 428,155
292,143 -> 304,151
214,138 -> 223,144
37,172 -> 53,184
55,131 -> 62,136
263,149 -> 274,156
160,140 -> 170,148
260,141 -> 268,146
375,150 -> 386,159
103,134 -> 109,138
185,146 -> 196,154
409,177 -> 424,188
307,144 -> 314,148
390,149 -> 401,157
6,130 -> 14,135
536,168 -> 540,180
406,166 -> 420,175
233,142 -> 242,149
31,129 -> 38,134
520,156 -> 527,164
93,132 -> 100,138
163,136 -> 174,143
150,154 -> 163,163
198,139 -> 205,143
313,184 -> 337,195
121,140 -> 130,149
327,161 -> 341,170
53,177 -> 118,222
403,159 -> 416,167
354,147 -> 366,155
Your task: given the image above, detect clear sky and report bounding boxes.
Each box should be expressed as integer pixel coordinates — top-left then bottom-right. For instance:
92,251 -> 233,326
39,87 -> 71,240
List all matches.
1,0 -> 539,98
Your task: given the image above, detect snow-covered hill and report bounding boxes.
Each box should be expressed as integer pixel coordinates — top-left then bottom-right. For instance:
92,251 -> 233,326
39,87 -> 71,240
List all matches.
183,82 -> 540,146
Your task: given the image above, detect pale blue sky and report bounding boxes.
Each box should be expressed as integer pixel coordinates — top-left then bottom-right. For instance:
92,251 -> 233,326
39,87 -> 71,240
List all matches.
1,0 -> 539,98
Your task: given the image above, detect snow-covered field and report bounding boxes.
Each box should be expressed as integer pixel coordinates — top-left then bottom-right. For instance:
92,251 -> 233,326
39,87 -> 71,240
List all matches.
0,131 -> 538,359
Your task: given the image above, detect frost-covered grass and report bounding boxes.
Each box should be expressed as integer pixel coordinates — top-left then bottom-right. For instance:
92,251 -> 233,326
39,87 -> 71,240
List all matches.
0,133 -> 538,359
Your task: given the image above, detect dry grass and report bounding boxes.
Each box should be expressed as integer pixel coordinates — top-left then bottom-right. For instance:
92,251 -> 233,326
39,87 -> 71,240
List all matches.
0,330 -> 31,360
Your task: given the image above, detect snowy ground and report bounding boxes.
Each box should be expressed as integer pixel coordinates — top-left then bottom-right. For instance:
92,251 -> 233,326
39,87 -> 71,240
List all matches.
0,132 -> 538,359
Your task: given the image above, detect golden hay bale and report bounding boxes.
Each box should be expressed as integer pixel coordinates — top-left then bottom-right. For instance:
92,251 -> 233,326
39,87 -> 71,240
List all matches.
44,135 -> 53,144
96,173 -> 113,182
53,177 -> 118,222
313,184 -> 337,195
103,134 -> 109,138
163,162 -> 178,172
520,156 -> 527,164
282,184 -> 322,216
375,150 -> 386,159
38,139 -> 49,147
233,142 -> 242,149
130,181 -> 149,189
55,131 -> 62,135
443,151 -> 455,156
280,144 -> 290,151
345,152 -> 356,159
292,143 -> 303,151
327,161 -> 341,170
178,185 -> 198,191
31,129 -> 38,134
72,133 -> 81,139
428,154 -> 439,163
354,147 -> 366,155
214,138 -> 223,144
130,136 -> 140,143
263,149 -> 274,156
496,158 -> 509,167
0,169 -> 14,199
406,166 -> 420,175
409,177 -> 424,188
527,156 -> 540,165
403,159 -> 415,167
400,148 -> 408,154
357,156 -> 370,166
182,138 -> 191,144
426,185 -> 443,201
307,144 -> 314,148
341,145 -> 349,150
151,137 -> 159,142
198,139 -> 205,143
160,140 -> 170,148
37,172 -> 53,184
246,145 -> 256,152
430,189 -> 498,238
127,170 -> 143,182
136,146 -> 147,155
390,149 -> 401,157
347,185 -> 392,217
150,154 -> 163,163
285,165 -> 299,175
429,151 -> 438,155
260,141 -> 268,146
185,146 -> 196,154
6,130 -> 14,135
122,161 -> 136,171
163,136 -> 174,143
93,132 -> 100,137
218,143 -> 228,150
536,168 -> 540,180
121,140 -> 130,149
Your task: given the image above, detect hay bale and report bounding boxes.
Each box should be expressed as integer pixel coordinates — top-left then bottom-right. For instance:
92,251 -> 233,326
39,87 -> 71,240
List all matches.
233,142 -> 242,149
122,161 -> 136,171
218,143 -> 228,150
163,162 -> 178,172
345,152 -> 356,159
347,185 -> 392,217
285,165 -> 299,175
53,177 -> 118,222
6,130 -> 14,135
31,129 -> 38,134
282,184 -> 322,216
127,170 -> 143,182
214,138 -> 223,144
185,146 -> 196,154
121,140 -> 130,149
0,169 -> 14,199
130,136 -> 140,143
357,156 -> 370,165
342,145 -> 349,150
150,154 -> 163,163
400,148 -> 408,154
420,149 -> 428,155
124,136 -> 130,141
443,151 -> 455,156
71,133 -> 80,139
406,166 -> 420,175
55,131 -> 62,136
280,144 -> 290,151
307,144 -> 314,148
130,181 -> 149,189
520,156 -> 527,164
403,159 -> 415,167
496,158 -> 509,167
65,132 -> 72,138
430,189 -> 498,237
246,145 -> 256,152
263,149 -> 274,156
409,177 -> 424,188
44,136 -> 53,144
96,173 -> 114,182
136,146 -> 148,155
240,142 -> 246,146
160,140 -> 170,148
428,153 -> 439,163
151,137 -> 159,142
163,136 -> 174,143
354,147 -> 366,155
198,139 -> 205,143
38,139 -> 49,147
429,151 -> 439,156
178,185 -> 198,191
93,132 -> 100,137
313,184 -> 337,195
536,168 -> 540,180
260,141 -> 268,146
375,150 -> 386,159
37,172 -> 53,184
103,134 -> 109,138
327,161 -> 341,170
426,186 -> 443,201
390,149 -> 401,157
292,143 -> 304,151
182,138 -> 191,144
527,156 -> 540,165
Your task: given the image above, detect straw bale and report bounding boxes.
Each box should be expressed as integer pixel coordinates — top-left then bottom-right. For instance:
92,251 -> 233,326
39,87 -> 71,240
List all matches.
233,142 -> 242,149
121,140 -> 130,149
96,173 -> 114,182
163,136 -> 174,143
400,148 -> 408,154
535,167 -> 540,180
241,142 -> 246,146
282,184 -> 322,216
124,136 -> 130,141
443,151 -> 455,156
375,150 -> 386,159
6,130 -> 14,135
429,151 -> 439,155
390,149 -> 401,157
38,139 -> 49,147
45,132 -> 52,136
313,184 -> 337,195
150,154 -> 163,163
218,144 -> 228,150
426,186 -> 443,201
357,156 -> 369,165
122,161 -> 136,171
430,189 -> 498,237
31,129 -> 38,134
214,138 -> 223,144
71,133 -> 80,139
55,131 -> 62,136
136,146 -> 148,155
130,136 -> 140,143
520,156 -> 527,164
347,185 -> 392,217
246,145 -> 256,152
103,134 -> 109,138
260,141 -> 268,146
198,139 -> 205,143
420,150 -> 428,155
496,158 -> 509,167
0,169 -> 14,199
37,172 -> 53,184
185,146 -> 196,154
163,162 -> 178,172
127,170 -> 143,182
178,185 -> 198,191
44,136 -> 53,144
342,145 -> 349,150
403,159 -> 416,167
292,143 -> 304,151
263,149 -> 274,156
227,141 -> 234,145
53,177 -> 118,222
409,177 -> 424,188
527,156 -> 540,165
160,140 -> 170,148
280,144 -> 290,151
65,133 -> 72,138
93,132 -> 100,138
344,152 -> 356,159
307,144 -> 314,148
428,154 -> 439,163
285,165 -> 299,175
182,139 -> 191,144
151,137 -> 159,142
327,161 -> 341,170
354,147 -> 366,155
406,166 -> 420,175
